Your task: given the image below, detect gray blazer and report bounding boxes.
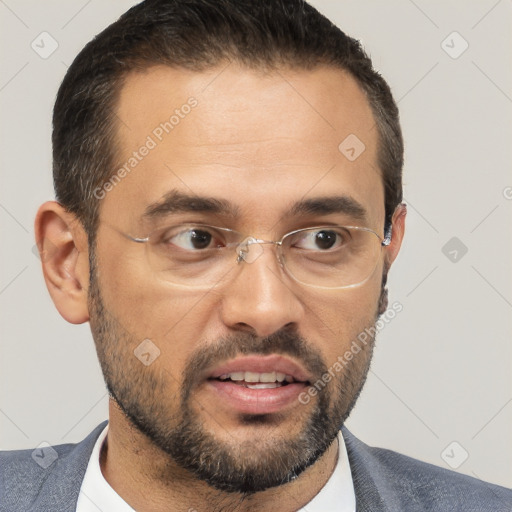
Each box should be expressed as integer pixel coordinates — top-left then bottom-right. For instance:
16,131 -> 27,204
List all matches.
1,421 -> 511,511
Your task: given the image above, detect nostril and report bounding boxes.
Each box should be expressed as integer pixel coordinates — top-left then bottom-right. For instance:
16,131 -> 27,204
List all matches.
232,322 -> 257,334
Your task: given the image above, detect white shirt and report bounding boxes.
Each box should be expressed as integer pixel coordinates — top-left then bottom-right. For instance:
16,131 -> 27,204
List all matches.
76,425 -> 356,512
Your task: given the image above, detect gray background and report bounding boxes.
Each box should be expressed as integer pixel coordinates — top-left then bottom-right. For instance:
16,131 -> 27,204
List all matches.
1,0 -> 511,489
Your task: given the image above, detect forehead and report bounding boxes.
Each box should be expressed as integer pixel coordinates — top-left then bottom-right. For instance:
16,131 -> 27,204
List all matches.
103,64 -> 384,230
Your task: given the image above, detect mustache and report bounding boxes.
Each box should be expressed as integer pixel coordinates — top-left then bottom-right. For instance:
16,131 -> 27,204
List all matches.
180,327 -> 328,396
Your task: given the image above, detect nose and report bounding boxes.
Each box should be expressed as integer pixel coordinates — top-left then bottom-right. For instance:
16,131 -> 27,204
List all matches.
219,244 -> 305,338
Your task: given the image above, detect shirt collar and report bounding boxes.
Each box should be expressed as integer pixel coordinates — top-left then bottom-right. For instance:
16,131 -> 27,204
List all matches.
298,430 -> 356,512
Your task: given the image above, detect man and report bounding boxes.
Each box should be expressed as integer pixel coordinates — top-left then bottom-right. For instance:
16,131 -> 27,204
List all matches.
1,0 -> 510,510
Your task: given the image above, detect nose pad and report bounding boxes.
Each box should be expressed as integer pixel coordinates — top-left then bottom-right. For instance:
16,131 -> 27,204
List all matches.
236,237 -> 265,264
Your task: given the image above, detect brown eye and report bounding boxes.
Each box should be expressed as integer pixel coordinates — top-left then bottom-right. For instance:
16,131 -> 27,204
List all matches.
166,228 -> 216,250
314,230 -> 338,250
293,228 -> 349,251
188,229 -> 213,249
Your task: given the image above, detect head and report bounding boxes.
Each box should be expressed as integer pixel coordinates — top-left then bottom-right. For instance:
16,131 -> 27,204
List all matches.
36,0 -> 406,496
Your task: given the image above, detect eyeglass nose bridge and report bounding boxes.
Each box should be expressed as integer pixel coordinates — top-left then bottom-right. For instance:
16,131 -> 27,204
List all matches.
235,237 -> 283,265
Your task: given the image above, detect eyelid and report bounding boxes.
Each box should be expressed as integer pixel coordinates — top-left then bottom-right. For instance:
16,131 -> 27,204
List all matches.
151,223 -> 226,236
144,215 -> 233,232
149,224 -> 241,248
289,226 -> 348,247
284,224 -> 354,239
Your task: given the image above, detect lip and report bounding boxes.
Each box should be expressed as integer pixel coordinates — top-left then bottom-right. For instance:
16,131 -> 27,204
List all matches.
207,380 -> 308,415
205,354 -> 312,415
208,354 -> 312,383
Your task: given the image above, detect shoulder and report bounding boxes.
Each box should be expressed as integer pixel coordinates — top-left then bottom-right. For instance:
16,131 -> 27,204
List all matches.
341,427 -> 512,511
0,422 -> 107,512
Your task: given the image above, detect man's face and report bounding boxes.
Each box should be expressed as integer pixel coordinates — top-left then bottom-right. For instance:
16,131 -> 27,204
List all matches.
89,64 -> 389,492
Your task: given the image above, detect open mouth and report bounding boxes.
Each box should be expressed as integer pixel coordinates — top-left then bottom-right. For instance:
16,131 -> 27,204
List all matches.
204,354 -> 313,414
211,371 -> 307,389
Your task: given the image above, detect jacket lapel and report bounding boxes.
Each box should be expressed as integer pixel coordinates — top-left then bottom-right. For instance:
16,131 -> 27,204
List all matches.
28,421 -> 108,512
342,426 -> 400,511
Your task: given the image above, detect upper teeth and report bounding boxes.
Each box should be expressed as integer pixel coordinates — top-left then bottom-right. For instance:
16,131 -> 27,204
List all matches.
218,371 -> 294,383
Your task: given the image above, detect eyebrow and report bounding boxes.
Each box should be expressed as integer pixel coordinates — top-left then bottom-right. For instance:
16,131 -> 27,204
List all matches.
142,190 -> 240,219
288,196 -> 368,222
142,190 -> 367,224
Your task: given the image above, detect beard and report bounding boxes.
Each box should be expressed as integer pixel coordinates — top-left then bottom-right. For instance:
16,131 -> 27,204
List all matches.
88,251 -> 382,495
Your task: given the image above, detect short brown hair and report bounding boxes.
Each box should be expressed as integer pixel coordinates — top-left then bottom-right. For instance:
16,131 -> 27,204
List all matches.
53,0 -> 403,239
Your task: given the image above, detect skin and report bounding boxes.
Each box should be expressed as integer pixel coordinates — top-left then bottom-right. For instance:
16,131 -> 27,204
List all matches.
35,64 -> 406,511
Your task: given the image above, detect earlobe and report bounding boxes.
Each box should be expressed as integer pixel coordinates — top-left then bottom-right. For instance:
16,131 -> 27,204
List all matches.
34,201 -> 90,324
385,203 -> 406,267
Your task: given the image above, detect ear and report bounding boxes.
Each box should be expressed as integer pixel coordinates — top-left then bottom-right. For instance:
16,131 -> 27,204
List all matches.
34,201 -> 90,324
384,203 -> 406,268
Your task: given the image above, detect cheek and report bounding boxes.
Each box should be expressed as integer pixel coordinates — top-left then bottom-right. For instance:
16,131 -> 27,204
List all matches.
95,246 -> 214,368
302,266 -> 383,367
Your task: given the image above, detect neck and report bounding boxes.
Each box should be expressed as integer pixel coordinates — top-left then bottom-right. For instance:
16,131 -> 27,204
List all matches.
101,401 -> 340,512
